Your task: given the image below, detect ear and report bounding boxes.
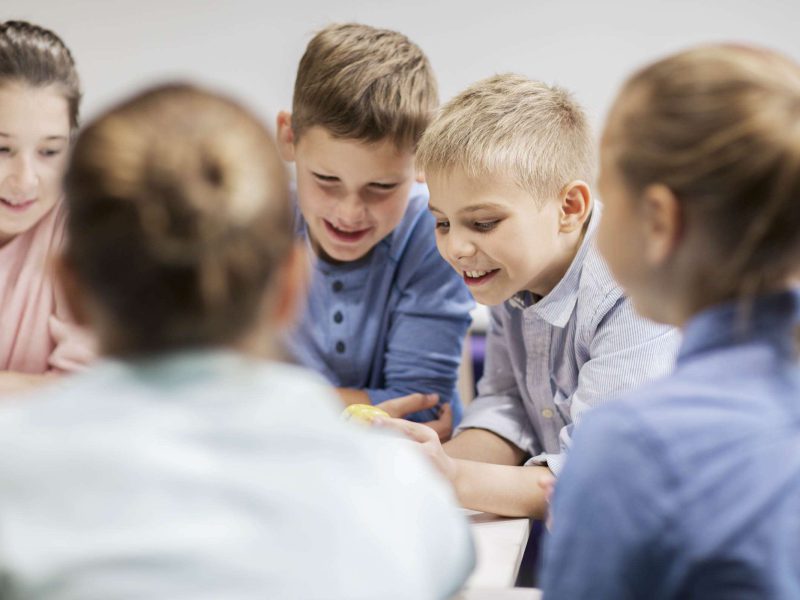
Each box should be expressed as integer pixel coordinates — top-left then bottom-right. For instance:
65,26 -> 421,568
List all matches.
53,253 -> 91,327
415,170 -> 426,184
641,183 -> 682,266
270,241 -> 309,329
559,180 -> 592,233
276,111 -> 296,162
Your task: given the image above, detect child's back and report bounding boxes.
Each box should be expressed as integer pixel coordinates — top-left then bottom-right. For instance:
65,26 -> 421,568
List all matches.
0,353 -> 472,599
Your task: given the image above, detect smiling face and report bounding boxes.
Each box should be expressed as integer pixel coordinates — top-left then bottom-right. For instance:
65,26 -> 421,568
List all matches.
427,169 -> 574,305
0,82 -> 71,246
284,125 -> 418,263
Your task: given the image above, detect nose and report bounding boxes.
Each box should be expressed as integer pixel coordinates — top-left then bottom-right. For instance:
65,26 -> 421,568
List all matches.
7,153 -> 38,199
445,229 -> 476,262
335,193 -> 367,227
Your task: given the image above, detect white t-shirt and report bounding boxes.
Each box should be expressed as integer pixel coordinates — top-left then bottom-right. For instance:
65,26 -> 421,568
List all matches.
0,351 -> 474,599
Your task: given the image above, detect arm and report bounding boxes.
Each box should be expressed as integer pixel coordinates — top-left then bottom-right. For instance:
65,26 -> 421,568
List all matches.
380,417 -> 551,518
364,226 -> 473,423
540,407 -> 673,599
0,371 -> 57,396
535,297 -> 679,475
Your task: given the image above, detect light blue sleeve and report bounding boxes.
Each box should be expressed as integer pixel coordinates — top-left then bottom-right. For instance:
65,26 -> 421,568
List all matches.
365,241 -> 473,423
534,297 -> 679,475
454,305 -> 539,455
539,406 -> 674,599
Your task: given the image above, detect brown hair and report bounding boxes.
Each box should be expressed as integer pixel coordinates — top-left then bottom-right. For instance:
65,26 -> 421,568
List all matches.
608,44 -> 800,299
416,73 -> 595,205
0,20 -> 81,130
64,84 -> 292,356
291,22 -> 438,151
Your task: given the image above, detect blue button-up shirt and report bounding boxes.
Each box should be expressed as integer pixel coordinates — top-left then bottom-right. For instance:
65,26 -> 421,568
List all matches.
286,185 -> 474,424
455,204 -> 679,473
541,289 -> 800,599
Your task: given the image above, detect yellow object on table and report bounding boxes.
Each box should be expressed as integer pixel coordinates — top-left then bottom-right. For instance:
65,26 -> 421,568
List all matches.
341,403 -> 390,424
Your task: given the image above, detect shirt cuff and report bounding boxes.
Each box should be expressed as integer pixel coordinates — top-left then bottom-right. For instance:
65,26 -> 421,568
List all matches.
526,452 -> 566,477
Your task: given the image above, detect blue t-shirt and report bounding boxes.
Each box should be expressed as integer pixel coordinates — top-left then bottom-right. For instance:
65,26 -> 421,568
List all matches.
285,184 -> 474,424
540,289 -> 800,599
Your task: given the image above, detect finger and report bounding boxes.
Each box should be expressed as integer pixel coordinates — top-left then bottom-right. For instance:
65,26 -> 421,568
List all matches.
378,393 -> 438,418
374,416 -> 438,444
425,403 -> 453,442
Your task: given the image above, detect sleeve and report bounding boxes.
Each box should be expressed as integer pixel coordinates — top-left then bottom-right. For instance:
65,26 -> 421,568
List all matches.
453,306 -> 539,456
365,238 -> 474,424
539,406 -> 675,599
47,286 -> 97,373
531,296 -> 680,475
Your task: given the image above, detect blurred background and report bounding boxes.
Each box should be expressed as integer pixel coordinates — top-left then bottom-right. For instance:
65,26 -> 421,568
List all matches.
5,0 -> 800,134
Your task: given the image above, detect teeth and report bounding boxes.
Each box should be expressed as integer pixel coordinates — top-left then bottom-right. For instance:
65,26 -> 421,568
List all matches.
466,270 -> 489,278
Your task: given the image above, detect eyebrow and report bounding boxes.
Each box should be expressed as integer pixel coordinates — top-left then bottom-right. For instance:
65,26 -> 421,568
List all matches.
428,202 -> 507,214
0,132 -> 68,141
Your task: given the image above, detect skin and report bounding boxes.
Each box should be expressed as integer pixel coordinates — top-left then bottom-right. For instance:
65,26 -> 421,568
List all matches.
379,170 -> 594,518
0,83 -> 71,395
276,113 -> 452,436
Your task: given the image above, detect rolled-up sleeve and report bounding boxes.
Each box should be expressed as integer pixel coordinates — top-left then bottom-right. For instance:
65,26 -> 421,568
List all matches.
454,306 -> 538,455
365,244 -> 473,423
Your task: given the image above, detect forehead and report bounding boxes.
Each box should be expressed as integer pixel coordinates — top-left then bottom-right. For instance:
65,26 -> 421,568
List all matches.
426,168 -> 537,213
295,125 -> 414,177
0,82 -> 70,139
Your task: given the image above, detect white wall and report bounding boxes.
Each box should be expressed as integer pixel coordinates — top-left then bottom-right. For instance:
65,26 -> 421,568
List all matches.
4,0 -> 800,135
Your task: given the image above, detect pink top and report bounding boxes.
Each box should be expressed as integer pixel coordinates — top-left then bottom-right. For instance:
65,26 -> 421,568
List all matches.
0,202 -> 95,374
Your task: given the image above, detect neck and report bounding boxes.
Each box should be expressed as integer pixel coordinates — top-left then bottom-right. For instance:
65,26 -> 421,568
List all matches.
527,225 -> 586,298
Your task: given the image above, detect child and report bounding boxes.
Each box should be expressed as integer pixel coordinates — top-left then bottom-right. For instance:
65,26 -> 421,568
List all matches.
0,84 -> 474,598
379,74 -> 679,518
0,21 -> 94,394
541,45 -> 800,598
277,23 -> 474,433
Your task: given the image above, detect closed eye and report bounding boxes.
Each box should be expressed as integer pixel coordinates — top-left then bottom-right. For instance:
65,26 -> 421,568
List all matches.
473,220 -> 501,232
40,148 -> 63,158
312,172 -> 339,183
368,182 -> 398,191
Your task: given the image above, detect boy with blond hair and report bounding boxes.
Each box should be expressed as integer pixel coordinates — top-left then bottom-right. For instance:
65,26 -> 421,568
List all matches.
278,24 -> 473,434
379,74 -> 679,517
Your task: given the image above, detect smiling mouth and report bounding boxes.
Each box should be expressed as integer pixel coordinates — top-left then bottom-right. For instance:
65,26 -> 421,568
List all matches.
324,220 -> 371,244
0,198 -> 36,213
463,269 -> 500,285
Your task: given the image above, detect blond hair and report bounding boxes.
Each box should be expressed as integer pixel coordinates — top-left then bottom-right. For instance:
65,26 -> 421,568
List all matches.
609,44 -> 800,298
416,73 -> 595,204
0,20 -> 81,130
291,22 -> 437,150
64,84 -> 291,356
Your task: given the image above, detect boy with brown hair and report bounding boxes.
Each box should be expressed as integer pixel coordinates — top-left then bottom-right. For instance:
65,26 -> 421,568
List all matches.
278,23 -> 473,435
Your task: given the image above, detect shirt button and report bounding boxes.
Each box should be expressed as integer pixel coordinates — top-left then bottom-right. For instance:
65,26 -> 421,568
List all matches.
333,311 -> 343,324
335,341 -> 346,353
332,280 -> 344,292
541,408 -> 554,419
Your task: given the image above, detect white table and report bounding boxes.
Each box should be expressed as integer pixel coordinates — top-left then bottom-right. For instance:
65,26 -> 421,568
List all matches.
451,510 -> 541,599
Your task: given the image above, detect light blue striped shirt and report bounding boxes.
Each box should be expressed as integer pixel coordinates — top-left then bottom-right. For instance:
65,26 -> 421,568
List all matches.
455,204 -> 680,474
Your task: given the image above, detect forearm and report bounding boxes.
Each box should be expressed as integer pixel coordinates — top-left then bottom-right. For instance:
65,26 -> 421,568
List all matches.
445,427 -> 527,465
0,371 -> 57,396
453,460 -> 550,518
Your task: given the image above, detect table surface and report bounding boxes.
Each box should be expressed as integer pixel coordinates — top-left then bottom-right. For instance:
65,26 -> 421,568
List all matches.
463,510 -> 532,590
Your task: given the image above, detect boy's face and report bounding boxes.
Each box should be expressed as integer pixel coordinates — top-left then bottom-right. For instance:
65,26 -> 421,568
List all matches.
284,125 -> 418,262
427,170 -> 566,305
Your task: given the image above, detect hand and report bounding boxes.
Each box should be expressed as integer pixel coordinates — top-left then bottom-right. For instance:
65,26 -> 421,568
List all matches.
374,416 -> 459,484
538,473 -> 556,530
376,393 -> 454,442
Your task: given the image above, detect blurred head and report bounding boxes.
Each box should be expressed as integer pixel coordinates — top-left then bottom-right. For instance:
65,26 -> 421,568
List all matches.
63,84 -> 298,357
597,44 -> 800,325
277,23 -> 437,262
0,21 -> 80,245
417,74 -> 595,304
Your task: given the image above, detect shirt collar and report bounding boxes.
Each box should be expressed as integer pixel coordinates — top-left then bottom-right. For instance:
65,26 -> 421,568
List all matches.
678,288 -> 800,364
511,202 -> 603,328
